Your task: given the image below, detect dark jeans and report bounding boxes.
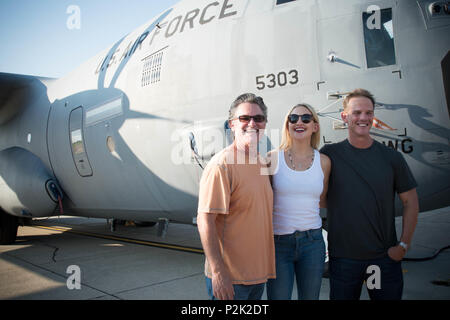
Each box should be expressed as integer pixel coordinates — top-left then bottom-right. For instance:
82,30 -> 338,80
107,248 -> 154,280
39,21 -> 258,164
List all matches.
329,255 -> 403,300
266,228 -> 325,300
205,277 -> 265,300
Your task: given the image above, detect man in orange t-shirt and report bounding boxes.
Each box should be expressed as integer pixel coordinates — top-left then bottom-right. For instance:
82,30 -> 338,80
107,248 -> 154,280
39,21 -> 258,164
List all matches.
197,93 -> 275,300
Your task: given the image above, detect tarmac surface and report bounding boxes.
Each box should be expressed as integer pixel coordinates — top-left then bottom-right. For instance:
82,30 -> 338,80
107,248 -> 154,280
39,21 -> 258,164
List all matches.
0,207 -> 449,300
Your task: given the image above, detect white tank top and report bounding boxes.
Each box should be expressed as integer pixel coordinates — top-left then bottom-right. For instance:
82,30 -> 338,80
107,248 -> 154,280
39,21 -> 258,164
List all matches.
272,149 -> 324,235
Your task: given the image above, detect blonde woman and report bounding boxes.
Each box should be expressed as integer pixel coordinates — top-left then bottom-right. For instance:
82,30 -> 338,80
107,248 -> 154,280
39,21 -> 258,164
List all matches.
266,103 -> 331,300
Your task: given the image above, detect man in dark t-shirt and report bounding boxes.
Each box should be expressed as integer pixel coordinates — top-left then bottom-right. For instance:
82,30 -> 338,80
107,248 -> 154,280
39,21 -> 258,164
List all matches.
320,89 -> 419,300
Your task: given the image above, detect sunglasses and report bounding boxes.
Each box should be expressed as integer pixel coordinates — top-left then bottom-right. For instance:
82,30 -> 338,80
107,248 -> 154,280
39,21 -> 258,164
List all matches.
234,115 -> 266,123
288,113 -> 314,124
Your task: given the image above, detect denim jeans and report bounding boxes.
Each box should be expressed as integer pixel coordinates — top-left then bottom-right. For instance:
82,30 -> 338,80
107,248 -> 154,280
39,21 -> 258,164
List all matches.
205,277 -> 265,300
266,228 -> 325,300
329,255 -> 403,300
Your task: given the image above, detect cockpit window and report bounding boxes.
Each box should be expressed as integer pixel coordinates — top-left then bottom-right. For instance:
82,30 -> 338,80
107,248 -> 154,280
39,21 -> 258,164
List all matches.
276,0 -> 296,5
362,8 -> 396,68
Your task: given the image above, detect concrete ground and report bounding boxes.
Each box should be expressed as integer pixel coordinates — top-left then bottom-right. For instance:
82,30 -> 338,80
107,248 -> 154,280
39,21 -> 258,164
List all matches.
0,207 -> 449,300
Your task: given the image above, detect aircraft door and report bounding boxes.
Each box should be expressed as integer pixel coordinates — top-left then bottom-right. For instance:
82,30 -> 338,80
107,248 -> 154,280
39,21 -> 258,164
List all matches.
69,107 -> 93,177
315,3 -> 401,139
316,3 -> 399,93
47,100 -> 95,208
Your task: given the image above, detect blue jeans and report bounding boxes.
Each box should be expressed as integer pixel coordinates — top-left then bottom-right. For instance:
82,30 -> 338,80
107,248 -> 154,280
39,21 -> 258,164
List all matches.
329,255 -> 403,300
266,228 -> 325,300
205,277 -> 265,300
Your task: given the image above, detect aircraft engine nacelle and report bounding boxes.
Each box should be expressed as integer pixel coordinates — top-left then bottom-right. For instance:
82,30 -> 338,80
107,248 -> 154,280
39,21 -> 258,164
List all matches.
0,147 -> 60,217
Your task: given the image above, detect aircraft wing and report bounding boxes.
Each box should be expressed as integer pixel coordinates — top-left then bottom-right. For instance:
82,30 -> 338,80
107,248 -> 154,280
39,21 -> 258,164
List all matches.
0,72 -> 53,125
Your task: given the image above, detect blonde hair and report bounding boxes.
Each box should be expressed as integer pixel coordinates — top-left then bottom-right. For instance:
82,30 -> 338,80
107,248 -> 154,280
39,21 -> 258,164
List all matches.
279,103 -> 320,150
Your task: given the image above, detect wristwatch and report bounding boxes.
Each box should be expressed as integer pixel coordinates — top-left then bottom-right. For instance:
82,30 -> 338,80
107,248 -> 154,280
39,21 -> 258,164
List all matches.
398,241 -> 409,252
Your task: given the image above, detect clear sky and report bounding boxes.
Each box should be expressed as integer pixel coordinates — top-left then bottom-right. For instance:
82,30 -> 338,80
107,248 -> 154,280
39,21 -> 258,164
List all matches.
0,0 -> 179,78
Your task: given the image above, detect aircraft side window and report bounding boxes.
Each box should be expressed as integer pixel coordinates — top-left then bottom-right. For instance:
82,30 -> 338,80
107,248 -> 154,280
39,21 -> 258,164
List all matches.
362,8 -> 396,68
276,0 -> 296,5
71,129 -> 84,155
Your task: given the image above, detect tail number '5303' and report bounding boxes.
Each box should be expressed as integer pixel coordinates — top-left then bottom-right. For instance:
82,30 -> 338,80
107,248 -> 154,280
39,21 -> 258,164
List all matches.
256,70 -> 299,90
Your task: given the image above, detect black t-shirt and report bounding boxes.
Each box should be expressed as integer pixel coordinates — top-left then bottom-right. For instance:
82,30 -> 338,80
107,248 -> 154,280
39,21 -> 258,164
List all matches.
320,139 -> 417,260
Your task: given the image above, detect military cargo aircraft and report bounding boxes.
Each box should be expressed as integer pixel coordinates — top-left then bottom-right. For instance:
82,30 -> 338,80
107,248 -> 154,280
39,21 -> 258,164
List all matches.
1,0 -> 449,244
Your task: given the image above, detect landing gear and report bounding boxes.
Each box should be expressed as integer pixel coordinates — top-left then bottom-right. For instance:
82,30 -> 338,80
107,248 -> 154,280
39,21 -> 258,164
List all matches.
108,219 -> 158,231
0,209 -> 18,245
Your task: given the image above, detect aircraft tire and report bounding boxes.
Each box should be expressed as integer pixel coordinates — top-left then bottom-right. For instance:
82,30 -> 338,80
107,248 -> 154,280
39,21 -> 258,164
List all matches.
0,209 -> 18,245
